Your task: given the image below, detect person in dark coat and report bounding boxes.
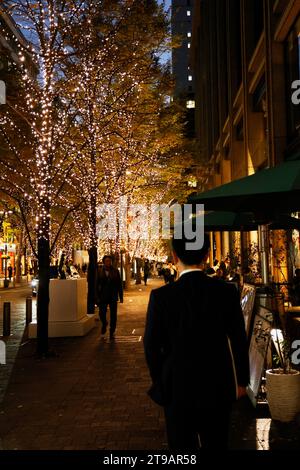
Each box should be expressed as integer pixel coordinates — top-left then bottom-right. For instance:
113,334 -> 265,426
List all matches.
97,255 -> 123,339
8,265 -> 13,281
143,260 -> 150,286
144,233 -> 249,450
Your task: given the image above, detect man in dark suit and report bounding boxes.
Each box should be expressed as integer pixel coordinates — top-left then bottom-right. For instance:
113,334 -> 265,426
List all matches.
97,255 -> 123,340
144,233 -> 249,450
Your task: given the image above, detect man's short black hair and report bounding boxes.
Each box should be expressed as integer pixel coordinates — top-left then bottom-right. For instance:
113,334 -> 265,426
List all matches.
171,232 -> 210,265
102,255 -> 112,263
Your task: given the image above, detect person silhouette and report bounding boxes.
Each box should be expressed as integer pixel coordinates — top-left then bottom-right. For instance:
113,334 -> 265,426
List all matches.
96,256 -> 123,340
143,260 -> 150,286
8,265 -> 13,281
144,232 -> 249,450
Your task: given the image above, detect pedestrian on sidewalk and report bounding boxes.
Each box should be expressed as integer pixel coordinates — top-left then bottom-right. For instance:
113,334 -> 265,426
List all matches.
8,265 -> 13,281
96,255 -> 123,340
168,263 -> 177,283
143,259 -> 150,286
144,232 -> 249,450
161,263 -> 170,284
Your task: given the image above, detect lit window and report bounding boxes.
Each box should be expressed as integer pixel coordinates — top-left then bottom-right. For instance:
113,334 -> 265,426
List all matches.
187,32 -> 192,37
186,100 -> 195,109
187,10 -> 191,16
188,75 -> 193,81
188,43 -> 191,49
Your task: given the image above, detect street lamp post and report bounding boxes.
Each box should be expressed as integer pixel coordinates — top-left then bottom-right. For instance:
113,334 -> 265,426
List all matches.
0,85 -> 8,287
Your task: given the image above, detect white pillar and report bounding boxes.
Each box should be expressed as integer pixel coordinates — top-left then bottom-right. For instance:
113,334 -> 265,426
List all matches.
258,224 -> 270,285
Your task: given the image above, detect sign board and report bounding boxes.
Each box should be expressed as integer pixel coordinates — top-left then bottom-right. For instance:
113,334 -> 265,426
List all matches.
240,283 -> 256,338
0,80 -> 6,104
0,243 -> 16,253
247,305 -> 273,406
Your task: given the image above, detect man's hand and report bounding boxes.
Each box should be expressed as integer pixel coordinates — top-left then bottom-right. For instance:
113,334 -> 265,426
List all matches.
237,386 -> 247,399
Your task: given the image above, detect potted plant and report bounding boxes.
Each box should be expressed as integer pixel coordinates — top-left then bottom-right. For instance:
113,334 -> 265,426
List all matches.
266,301 -> 300,422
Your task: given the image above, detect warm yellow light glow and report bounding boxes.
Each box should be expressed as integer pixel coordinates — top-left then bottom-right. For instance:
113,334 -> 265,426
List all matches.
186,100 -> 195,109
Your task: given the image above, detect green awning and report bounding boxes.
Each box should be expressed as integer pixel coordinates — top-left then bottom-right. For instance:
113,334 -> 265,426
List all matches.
189,161 -> 300,213
203,211 -> 300,232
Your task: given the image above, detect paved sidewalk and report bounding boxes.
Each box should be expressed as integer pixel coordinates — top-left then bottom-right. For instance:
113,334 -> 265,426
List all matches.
0,295 -> 29,404
0,279 -> 167,450
0,276 -> 31,291
0,277 -> 299,451
0,285 -> 31,451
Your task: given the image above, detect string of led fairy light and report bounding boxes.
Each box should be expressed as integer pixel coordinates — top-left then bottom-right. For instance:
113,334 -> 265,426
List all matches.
0,1 -> 96,244
0,0 -> 180,259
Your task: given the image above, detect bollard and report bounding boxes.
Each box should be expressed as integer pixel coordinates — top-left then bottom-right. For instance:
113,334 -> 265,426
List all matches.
26,297 -> 32,326
3,302 -> 11,336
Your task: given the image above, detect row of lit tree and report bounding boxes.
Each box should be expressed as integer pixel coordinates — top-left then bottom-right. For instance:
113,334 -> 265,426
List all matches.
0,0 -> 192,355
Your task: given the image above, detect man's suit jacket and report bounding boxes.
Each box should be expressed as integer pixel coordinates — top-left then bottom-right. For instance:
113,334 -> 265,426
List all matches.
97,266 -> 123,304
144,271 -> 249,407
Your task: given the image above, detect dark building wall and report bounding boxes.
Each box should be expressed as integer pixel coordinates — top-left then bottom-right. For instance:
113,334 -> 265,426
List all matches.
192,0 -> 300,188
171,0 -> 195,98
191,0 -> 300,278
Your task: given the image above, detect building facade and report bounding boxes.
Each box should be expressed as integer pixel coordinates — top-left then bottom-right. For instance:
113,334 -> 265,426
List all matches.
191,0 -> 300,281
172,0 -> 195,97
171,0 -> 195,137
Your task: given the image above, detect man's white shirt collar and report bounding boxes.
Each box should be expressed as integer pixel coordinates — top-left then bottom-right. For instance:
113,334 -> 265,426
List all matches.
179,268 -> 203,278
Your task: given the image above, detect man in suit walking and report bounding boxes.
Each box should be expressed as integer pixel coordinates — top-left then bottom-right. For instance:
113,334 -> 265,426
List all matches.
97,255 -> 123,340
144,233 -> 249,450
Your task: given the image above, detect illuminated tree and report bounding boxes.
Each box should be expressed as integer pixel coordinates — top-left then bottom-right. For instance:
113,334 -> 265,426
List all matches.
0,1 -> 192,355
65,0 -> 177,308
0,1 -> 92,355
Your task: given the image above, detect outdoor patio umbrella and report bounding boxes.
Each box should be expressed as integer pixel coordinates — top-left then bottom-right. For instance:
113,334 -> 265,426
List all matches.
188,160 -> 300,213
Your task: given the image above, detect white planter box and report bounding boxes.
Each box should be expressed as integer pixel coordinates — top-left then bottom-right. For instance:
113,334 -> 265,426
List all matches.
49,278 -> 87,322
29,278 -> 97,338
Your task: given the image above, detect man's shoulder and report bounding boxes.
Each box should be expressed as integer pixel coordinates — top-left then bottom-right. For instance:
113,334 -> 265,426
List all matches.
210,278 -> 241,304
182,272 -> 239,298
150,281 -> 178,299
150,275 -> 238,298
206,276 -> 239,294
